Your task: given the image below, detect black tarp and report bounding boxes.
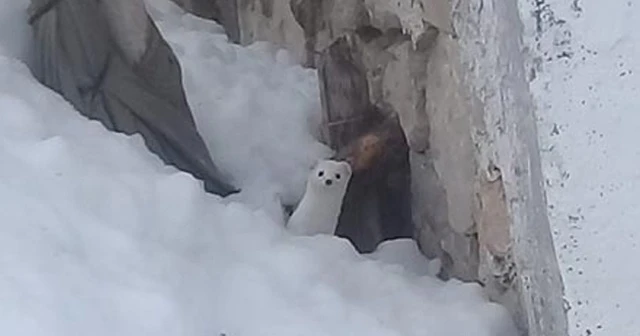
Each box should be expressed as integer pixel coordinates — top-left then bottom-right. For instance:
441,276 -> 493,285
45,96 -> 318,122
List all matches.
27,0 -> 238,196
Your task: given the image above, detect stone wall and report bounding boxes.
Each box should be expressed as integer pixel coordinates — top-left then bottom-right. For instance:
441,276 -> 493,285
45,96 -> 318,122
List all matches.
167,0 -> 569,335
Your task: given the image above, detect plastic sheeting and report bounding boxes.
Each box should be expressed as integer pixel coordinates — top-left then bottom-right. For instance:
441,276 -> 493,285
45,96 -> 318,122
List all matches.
27,0 -> 238,196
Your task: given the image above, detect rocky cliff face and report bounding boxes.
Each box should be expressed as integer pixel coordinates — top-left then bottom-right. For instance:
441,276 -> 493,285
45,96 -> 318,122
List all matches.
169,0 -> 568,335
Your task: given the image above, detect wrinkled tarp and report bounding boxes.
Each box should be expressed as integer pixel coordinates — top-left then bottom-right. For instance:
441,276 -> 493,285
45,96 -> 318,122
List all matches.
27,0 -> 238,196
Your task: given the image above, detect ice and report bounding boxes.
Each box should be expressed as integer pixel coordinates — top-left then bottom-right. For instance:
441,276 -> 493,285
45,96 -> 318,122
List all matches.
0,0 -> 517,335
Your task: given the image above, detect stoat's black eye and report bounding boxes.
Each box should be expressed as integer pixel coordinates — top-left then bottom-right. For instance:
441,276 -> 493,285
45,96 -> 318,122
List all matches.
318,170 -> 324,177
335,173 -> 341,180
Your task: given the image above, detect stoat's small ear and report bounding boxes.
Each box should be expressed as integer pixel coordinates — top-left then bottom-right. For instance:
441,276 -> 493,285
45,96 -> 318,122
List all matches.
309,159 -> 321,171
341,161 -> 353,176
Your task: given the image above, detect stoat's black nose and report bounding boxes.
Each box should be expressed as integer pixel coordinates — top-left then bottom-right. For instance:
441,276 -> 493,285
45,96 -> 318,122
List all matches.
325,179 -> 333,186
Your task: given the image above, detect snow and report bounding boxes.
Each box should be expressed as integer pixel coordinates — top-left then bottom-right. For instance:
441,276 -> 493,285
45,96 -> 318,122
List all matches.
0,0 -> 517,335
519,0 -> 640,335
366,238 -> 442,277
146,0 -> 332,221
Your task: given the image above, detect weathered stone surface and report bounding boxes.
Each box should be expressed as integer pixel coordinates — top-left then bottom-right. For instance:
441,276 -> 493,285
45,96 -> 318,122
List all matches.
170,0 -> 240,42
364,0 -> 454,43
289,0 -> 370,66
236,0 -> 306,61
421,34 -> 477,238
453,0 -> 569,334
382,39 -> 431,153
169,0 -> 219,19
316,34 -> 374,149
410,150 -> 479,281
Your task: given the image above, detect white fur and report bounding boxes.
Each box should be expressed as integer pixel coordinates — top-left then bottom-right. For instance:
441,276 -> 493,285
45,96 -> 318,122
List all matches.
287,160 -> 352,236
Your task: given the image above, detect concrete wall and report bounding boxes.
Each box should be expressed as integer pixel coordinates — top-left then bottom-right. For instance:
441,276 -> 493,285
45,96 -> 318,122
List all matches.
168,0 -> 569,335
519,0 -> 640,335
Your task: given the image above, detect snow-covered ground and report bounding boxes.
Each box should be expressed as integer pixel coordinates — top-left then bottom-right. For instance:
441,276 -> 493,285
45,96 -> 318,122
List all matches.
0,0 -> 517,335
520,0 -> 640,335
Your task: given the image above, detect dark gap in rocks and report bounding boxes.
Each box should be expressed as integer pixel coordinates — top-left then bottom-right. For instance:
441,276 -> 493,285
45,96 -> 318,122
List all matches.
317,33 -> 414,253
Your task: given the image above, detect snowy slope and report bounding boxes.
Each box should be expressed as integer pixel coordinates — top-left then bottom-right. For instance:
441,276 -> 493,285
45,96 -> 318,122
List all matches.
0,1 -> 517,335
519,0 -> 640,335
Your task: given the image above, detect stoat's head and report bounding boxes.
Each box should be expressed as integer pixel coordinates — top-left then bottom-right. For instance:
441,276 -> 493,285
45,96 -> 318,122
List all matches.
307,160 -> 352,195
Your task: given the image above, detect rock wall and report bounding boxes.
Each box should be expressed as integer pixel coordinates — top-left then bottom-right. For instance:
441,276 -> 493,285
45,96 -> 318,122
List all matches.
168,0 -> 568,335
